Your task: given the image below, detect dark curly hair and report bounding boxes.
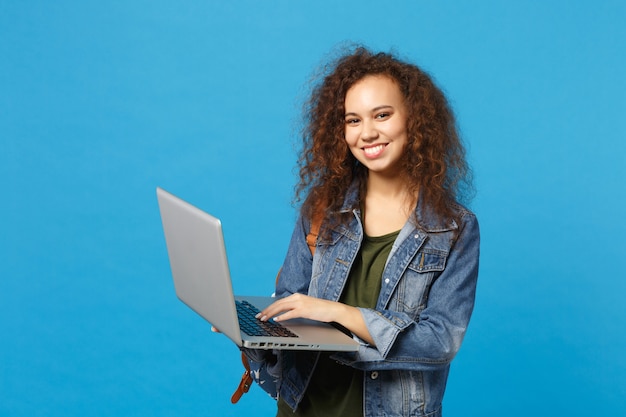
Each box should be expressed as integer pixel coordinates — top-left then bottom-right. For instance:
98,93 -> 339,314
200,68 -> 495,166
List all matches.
296,46 -> 473,230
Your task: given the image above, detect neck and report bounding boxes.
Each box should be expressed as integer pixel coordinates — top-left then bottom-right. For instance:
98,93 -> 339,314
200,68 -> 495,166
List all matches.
365,171 -> 409,199
361,172 -> 415,236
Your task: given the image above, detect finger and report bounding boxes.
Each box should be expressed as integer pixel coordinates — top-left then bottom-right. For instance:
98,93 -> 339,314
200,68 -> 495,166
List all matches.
272,311 -> 295,322
260,293 -> 311,321
258,300 -> 297,322
257,305 -> 288,321
270,304 -> 310,322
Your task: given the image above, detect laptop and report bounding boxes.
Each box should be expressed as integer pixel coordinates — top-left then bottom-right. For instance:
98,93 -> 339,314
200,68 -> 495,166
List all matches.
156,187 -> 359,351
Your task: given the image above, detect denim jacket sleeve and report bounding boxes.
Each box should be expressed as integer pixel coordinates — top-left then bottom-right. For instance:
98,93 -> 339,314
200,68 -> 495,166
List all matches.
241,347 -> 280,399
335,210 -> 480,372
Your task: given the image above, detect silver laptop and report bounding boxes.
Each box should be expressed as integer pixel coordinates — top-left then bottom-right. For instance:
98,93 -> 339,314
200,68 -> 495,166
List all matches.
156,187 -> 359,351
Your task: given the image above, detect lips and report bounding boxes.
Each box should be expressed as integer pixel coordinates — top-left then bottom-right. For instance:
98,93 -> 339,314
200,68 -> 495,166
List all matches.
363,143 -> 387,158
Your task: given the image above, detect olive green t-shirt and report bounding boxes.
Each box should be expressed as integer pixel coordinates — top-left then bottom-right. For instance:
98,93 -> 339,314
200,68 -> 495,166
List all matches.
277,230 -> 399,417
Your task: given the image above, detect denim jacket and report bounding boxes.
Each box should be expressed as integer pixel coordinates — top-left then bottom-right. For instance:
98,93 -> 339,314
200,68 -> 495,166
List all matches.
245,184 -> 480,417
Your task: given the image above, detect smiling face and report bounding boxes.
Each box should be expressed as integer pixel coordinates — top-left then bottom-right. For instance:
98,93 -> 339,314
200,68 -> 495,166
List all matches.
344,75 -> 409,178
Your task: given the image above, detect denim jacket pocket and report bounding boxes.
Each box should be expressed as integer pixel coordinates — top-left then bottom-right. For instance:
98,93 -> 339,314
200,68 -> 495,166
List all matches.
396,249 -> 448,316
310,224 -> 360,299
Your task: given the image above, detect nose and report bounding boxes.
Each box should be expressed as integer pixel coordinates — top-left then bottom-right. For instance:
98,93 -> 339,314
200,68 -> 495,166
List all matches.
360,119 -> 379,141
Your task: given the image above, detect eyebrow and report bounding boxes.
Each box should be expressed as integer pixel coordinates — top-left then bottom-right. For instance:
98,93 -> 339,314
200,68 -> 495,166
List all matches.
344,105 -> 394,117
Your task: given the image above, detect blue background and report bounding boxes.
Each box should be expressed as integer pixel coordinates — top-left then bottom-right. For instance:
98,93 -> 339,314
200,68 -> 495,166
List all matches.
2,1 -> 625,415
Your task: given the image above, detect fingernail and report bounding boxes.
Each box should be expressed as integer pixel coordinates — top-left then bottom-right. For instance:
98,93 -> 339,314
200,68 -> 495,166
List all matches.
255,312 -> 261,319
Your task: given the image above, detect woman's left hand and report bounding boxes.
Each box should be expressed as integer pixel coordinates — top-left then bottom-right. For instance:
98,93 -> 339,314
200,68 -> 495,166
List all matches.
256,293 -> 343,324
256,293 -> 375,346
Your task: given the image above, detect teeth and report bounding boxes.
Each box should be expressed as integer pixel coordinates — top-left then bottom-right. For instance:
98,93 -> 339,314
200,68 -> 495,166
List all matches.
364,144 -> 385,157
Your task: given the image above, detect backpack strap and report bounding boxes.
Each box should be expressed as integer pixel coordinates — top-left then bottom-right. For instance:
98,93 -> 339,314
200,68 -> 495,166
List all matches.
230,352 -> 253,403
305,210 -> 323,256
231,212 -> 323,404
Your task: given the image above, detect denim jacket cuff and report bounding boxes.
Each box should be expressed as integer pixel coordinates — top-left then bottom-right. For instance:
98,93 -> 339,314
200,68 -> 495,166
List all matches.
359,307 -> 413,359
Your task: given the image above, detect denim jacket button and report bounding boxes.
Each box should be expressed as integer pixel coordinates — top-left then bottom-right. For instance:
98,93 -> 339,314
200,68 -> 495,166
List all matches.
370,371 -> 379,380
414,233 -> 419,239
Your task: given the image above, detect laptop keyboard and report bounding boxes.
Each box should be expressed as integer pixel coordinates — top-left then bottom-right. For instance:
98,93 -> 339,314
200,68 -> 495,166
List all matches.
236,300 -> 299,338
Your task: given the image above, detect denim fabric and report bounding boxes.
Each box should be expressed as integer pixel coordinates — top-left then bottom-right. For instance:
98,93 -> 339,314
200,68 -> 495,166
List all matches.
244,183 -> 480,416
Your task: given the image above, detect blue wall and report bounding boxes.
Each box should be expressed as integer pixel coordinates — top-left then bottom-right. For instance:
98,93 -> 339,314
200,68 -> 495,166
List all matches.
2,1 -> 625,415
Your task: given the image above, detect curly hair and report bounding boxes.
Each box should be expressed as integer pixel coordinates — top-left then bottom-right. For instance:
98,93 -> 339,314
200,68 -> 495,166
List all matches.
296,46 -> 473,230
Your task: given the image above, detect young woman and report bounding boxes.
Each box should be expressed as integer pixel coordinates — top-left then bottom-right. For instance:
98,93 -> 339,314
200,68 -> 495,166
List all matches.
246,46 -> 480,417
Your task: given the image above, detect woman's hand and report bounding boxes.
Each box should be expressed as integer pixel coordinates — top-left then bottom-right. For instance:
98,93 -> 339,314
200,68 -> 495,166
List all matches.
256,293 -> 340,323
257,293 -> 375,346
